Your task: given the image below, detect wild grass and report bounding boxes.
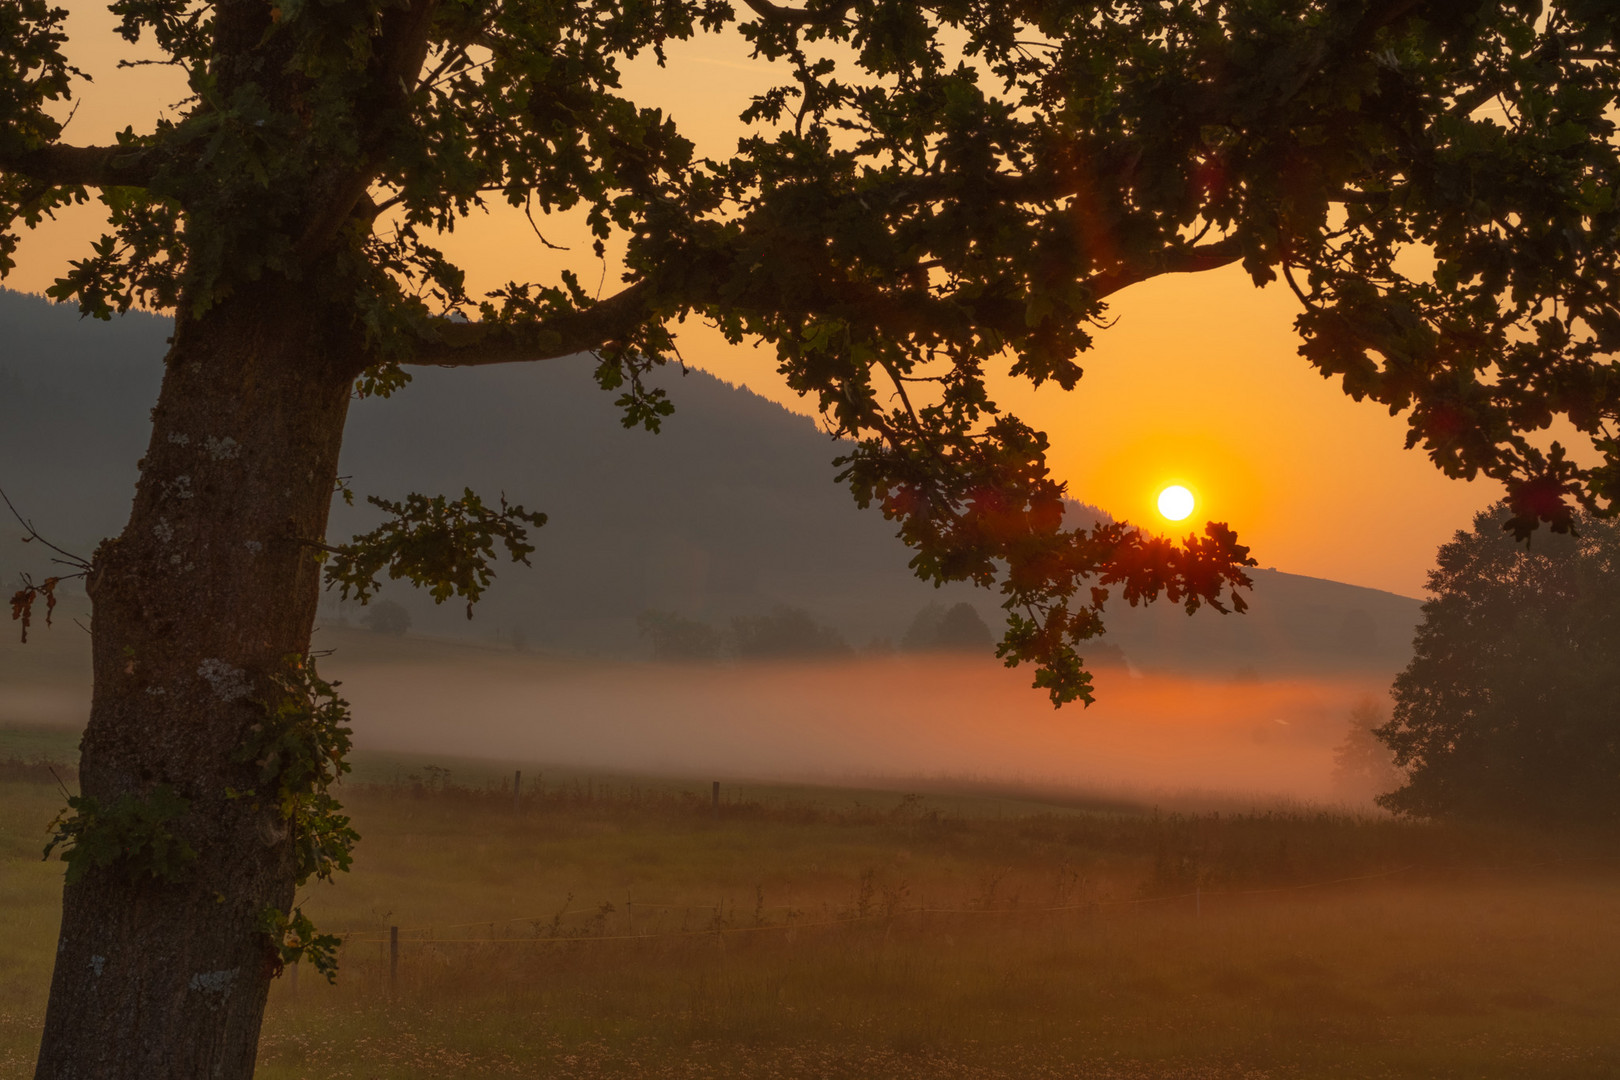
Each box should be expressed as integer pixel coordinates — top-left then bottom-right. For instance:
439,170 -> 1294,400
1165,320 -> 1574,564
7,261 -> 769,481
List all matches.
1,736 -> 1617,1078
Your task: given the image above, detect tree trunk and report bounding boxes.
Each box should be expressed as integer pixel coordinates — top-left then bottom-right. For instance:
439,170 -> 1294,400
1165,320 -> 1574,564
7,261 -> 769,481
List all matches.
33,279 -> 361,1079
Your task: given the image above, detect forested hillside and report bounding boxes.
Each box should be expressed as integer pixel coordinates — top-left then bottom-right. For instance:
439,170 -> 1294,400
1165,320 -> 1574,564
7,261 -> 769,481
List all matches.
1,288 -> 1418,673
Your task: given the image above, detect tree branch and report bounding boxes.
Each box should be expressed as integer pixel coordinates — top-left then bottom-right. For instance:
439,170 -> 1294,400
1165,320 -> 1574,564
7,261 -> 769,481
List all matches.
1083,237 -> 1247,301
403,282 -> 655,367
404,234 -> 1245,369
0,142 -> 153,189
294,0 -> 441,261
740,0 -> 853,28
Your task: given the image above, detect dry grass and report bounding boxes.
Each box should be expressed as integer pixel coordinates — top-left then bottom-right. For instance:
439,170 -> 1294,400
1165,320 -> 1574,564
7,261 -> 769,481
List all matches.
1,738 -> 1618,1078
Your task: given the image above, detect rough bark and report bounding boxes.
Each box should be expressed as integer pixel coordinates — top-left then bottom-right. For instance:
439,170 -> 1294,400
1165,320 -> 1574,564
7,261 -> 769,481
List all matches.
33,278 -> 360,1080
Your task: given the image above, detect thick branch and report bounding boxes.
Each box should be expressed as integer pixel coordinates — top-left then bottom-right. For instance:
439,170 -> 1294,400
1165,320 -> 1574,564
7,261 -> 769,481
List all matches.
740,0 -> 853,28
0,142 -> 153,189
404,282 -> 654,366
1084,237 -> 1247,300
295,0 -> 440,260
405,236 -> 1245,368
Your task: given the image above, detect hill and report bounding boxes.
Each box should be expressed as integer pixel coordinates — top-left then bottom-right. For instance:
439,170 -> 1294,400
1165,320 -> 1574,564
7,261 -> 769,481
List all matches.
0,287 -> 1420,674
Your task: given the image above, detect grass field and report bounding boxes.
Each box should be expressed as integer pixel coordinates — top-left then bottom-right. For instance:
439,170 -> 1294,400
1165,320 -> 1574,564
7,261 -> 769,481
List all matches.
2,725 -> 1619,1079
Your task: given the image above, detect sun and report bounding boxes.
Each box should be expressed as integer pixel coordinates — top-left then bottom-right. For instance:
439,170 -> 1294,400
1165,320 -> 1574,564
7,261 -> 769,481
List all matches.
1157,484 -> 1195,522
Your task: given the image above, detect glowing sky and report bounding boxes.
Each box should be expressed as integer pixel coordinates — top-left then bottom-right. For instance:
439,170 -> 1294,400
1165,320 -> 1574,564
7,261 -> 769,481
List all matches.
8,4 -> 1492,597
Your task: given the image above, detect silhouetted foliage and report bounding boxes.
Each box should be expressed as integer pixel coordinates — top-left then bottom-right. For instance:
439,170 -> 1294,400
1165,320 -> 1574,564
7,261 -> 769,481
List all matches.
1378,505 -> 1620,824
1332,696 -> 1403,804
326,490 -> 546,619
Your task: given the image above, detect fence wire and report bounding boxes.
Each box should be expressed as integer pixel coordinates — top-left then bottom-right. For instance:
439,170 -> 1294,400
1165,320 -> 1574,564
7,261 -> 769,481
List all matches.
335,865 -> 1431,947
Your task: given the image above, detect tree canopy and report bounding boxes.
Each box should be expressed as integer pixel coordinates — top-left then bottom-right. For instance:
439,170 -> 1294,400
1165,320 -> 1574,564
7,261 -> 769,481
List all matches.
1378,504 -> 1620,824
902,600 -> 995,651
1331,694 -> 1402,803
7,0 -> 1616,705
6,2 -> 1620,1074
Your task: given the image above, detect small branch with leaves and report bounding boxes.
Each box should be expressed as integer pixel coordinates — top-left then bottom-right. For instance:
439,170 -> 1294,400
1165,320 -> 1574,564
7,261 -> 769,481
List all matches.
3,488 -> 92,643
319,488 -> 547,618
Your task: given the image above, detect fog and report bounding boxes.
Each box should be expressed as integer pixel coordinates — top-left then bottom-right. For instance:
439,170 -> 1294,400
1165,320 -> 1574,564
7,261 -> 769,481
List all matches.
2,601 -> 1396,806
328,648 -> 1387,805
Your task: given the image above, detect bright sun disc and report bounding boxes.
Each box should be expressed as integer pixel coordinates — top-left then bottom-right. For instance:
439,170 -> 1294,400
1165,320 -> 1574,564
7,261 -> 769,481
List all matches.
1157,485 -> 1195,521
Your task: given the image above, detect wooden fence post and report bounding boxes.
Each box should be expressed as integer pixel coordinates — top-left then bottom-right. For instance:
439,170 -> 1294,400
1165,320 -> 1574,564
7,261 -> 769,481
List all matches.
389,925 -> 399,991
513,769 -> 522,815
712,780 -> 720,816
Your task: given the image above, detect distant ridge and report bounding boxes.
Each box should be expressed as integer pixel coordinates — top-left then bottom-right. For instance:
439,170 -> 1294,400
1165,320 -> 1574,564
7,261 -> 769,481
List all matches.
0,287 -> 1419,675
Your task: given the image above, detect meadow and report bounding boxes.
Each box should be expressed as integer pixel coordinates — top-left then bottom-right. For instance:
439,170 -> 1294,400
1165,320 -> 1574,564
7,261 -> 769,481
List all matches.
2,725 -> 1619,1079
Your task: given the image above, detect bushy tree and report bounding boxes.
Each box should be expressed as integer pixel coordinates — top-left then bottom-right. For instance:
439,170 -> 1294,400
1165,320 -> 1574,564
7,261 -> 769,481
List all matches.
901,601 -> 946,650
2,0 -> 1617,1073
1378,506 -> 1620,823
730,603 -> 850,658
1331,695 -> 1402,803
360,597 -> 411,635
902,600 -> 993,650
637,608 -> 723,661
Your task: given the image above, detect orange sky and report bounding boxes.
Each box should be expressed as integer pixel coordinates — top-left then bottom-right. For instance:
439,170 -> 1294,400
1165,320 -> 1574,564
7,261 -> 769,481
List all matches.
9,4 -> 1492,598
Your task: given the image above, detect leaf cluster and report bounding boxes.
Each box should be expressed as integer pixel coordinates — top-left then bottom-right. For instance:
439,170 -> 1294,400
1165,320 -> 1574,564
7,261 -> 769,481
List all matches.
238,655 -> 358,981
256,903 -> 342,983
324,489 -> 546,618
0,0 -> 87,276
8,572 -> 63,643
1276,3 -> 1620,539
239,655 -> 358,886
43,784 -> 198,886
4,487 -> 92,642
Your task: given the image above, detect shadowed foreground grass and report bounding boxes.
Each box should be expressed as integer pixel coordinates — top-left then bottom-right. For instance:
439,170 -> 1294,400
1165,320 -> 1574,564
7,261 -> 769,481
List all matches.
2,743 -> 1618,1078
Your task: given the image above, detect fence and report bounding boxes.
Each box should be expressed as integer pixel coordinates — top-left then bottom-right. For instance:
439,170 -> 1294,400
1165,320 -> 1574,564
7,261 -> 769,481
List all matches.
318,846 -> 1620,991
329,862 -> 1436,992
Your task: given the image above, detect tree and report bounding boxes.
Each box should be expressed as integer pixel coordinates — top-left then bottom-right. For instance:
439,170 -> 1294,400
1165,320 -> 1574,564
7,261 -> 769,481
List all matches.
901,600 -> 993,650
900,601 -> 946,650
361,597 -> 411,634
1331,694 -> 1402,803
730,603 -> 851,657
637,608 -> 723,660
2,0 -> 1616,1074
1377,505 -> 1620,824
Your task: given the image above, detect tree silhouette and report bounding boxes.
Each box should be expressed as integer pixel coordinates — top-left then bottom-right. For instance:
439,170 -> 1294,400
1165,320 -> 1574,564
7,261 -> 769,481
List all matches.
360,598 -> 411,635
1378,505 -> 1620,824
730,604 -> 850,658
902,600 -> 993,651
637,608 -> 723,661
1331,695 -> 1402,803
900,601 -> 946,650
3,1 -> 1617,1073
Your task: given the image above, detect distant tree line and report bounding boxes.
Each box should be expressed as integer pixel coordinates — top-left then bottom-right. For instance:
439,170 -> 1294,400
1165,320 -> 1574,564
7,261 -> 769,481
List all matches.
638,606 -> 851,662
639,601 -> 1017,663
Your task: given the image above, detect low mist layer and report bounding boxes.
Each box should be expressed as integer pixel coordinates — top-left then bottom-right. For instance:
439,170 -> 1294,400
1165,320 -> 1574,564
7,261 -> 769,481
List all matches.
327,642 -> 1387,805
